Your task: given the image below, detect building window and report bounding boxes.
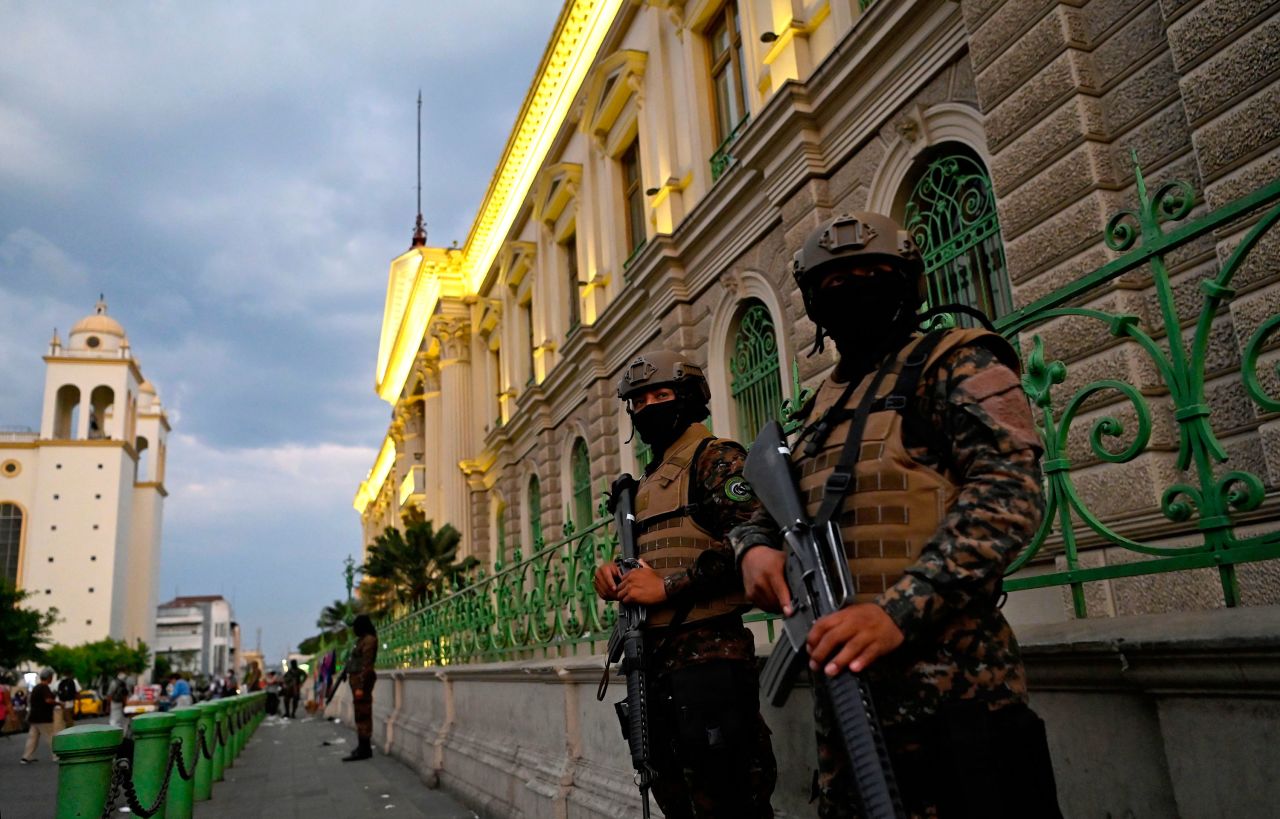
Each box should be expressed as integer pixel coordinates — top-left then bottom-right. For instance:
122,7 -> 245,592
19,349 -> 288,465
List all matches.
522,300 -> 535,385
707,1 -> 748,182
564,235 -> 580,331
570,438 -> 593,528
634,438 -> 653,471
903,148 -> 1014,322
620,140 -> 646,260
729,300 -> 784,443
527,475 -> 543,547
0,503 -> 23,585
494,497 -> 507,562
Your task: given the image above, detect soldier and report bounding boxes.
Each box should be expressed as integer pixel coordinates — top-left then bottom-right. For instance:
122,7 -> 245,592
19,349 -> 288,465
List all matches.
730,212 -> 1061,818
593,350 -> 776,818
342,614 -> 378,762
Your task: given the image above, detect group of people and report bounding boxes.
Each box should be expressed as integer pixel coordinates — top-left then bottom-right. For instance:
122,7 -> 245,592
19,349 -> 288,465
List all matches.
340,213 -> 1061,816
588,213 -> 1062,818
4,668 -> 78,764
262,660 -> 307,719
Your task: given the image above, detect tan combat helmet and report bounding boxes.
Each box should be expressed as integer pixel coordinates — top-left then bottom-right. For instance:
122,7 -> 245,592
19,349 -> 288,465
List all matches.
791,211 -> 924,299
617,350 -> 712,404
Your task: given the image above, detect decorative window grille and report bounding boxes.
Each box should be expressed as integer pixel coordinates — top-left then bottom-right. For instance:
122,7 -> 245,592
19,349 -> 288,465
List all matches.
730,301 -> 784,443
621,141 -> 646,258
904,150 -> 1014,322
634,438 -> 653,471
527,475 -> 543,546
570,438 -> 592,528
523,301 -> 535,385
0,503 -> 22,585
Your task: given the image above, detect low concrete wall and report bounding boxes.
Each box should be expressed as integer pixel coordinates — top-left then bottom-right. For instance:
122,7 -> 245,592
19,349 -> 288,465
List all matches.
338,607 -> 1280,819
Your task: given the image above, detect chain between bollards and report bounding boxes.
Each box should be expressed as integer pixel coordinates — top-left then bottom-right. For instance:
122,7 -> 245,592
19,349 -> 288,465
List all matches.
99,739 -> 184,819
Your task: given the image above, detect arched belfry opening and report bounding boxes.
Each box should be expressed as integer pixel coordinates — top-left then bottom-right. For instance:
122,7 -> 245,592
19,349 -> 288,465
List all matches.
136,436 -> 151,482
89,386 -> 115,440
54,385 -> 81,440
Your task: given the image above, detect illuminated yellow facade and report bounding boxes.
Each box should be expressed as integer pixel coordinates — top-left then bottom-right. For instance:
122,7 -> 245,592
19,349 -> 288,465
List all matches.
357,0 -> 1280,600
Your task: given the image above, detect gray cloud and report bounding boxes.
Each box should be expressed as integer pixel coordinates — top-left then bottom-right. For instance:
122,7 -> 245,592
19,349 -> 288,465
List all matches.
0,1 -> 556,659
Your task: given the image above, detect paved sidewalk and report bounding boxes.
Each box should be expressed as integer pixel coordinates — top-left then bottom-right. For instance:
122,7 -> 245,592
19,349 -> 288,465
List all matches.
0,714 -> 477,819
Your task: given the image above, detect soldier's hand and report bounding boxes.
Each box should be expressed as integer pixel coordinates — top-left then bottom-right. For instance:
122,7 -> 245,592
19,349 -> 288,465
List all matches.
806,604 -> 904,676
593,562 -> 623,600
616,561 -> 667,605
740,547 -> 792,615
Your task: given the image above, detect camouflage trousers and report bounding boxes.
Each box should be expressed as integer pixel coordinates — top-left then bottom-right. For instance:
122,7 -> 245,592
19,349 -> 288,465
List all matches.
351,672 -> 375,740
647,660 -> 777,819
811,673 -> 1061,819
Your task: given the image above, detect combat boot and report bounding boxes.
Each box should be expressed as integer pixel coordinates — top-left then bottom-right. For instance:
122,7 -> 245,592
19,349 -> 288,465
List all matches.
342,736 -> 372,761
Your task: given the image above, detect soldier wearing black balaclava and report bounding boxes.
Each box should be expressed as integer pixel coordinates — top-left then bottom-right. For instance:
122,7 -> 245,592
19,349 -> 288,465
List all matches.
593,352 -> 776,818
731,212 -> 1062,818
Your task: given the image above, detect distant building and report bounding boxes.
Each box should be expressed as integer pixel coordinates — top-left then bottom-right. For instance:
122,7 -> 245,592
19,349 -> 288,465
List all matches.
1,298 -> 170,648
154,595 -> 236,677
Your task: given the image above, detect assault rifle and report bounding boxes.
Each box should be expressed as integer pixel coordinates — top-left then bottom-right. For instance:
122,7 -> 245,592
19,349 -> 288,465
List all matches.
597,473 -> 655,818
743,421 -> 905,819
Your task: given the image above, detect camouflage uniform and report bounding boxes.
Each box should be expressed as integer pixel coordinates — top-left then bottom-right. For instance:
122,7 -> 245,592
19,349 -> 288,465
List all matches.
733,335 -> 1056,819
641,437 -> 777,819
346,634 -> 378,741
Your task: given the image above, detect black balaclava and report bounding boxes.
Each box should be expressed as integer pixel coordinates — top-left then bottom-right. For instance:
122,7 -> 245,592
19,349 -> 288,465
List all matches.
630,390 -> 706,461
807,265 -> 918,376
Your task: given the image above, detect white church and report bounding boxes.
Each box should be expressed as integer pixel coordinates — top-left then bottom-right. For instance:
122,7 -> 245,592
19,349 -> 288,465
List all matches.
0,298 -> 168,650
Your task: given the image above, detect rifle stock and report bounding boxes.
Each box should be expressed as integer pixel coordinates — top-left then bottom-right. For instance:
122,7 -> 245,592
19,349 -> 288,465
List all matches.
744,421 -> 905,819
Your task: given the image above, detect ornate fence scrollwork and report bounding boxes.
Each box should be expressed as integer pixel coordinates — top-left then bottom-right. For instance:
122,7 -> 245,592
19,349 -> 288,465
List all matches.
997,156 -> 1280,614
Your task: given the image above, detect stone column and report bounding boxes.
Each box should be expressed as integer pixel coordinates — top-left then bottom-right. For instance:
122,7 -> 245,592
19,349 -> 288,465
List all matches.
434,317 -> 473,552
420,360 -> 443,528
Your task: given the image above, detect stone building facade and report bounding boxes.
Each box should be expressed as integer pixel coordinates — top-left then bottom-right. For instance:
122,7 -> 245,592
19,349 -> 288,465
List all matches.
355,0 -> 1279,621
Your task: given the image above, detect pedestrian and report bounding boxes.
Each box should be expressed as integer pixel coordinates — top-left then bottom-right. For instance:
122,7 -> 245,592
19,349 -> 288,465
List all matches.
265,671 -> 281,716
282,659 -> 305,719
170,674 -> 193,707
56,671 -> 77,729
732,211 -> 1062,818
107,671 -> 129,728
593,351 -> 777,817
20,669 -> 58,764
10,684 -> 28,733
0,675 -> 13,736
342,614 -> 378,761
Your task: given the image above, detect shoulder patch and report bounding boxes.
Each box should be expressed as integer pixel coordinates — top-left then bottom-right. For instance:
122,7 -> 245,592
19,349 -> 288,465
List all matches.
724,476 -> 754,502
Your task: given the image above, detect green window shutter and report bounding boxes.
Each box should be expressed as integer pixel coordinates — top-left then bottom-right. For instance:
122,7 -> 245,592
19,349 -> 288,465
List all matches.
570,438 -> 593,528
730,301 -> 784,444
528,475 -> 543,546
904,150 -> 1014,322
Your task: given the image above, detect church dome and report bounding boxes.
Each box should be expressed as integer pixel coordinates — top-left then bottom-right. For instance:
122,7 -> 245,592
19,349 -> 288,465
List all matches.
140,380 -> 157,395
68,297 -> 127,354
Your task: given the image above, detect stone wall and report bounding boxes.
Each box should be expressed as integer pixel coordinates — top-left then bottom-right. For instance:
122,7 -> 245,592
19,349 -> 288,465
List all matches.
337,606 -> 1280,819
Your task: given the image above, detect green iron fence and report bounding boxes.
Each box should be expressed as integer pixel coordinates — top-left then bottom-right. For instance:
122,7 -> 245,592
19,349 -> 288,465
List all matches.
373,161 -> 1280,666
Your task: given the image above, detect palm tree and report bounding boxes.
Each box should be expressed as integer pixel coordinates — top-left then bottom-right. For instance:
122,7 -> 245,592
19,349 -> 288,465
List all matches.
316,599 -> 356,632
361,520 -> 475,609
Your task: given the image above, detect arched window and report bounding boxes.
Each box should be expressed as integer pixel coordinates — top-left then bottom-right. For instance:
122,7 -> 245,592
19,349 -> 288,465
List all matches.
903,147 -> 1013,322
493,496 -> 507,564
0,503 -> 22,586
570,438 -> 593,529
89,386 -> 114,440
136,436 -> 150,482
729,300 -> 784,443
527,475 -> 543,547
54,385 -> 80,439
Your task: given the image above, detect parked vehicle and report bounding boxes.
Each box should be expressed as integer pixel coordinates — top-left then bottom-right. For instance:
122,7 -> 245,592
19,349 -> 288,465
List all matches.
73,690 -> 107,718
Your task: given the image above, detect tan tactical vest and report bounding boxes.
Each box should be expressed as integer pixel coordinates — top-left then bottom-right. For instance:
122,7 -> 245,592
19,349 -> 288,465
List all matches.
794,329 -> 1005,602
633,422 -> 751,627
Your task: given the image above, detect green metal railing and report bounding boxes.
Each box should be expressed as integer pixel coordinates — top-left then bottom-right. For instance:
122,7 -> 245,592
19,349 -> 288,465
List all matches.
374,161 -> 1279,663
996,158 -> 1280,614
53,692 -> 266,818
710,114 -> 750,182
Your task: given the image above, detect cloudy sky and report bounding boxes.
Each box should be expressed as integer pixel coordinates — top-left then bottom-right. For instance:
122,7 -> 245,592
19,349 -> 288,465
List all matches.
0,1 -> 557,663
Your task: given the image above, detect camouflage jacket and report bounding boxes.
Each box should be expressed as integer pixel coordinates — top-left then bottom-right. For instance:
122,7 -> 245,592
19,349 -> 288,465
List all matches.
731,338 -> 1045,724
647,435 -> 762,675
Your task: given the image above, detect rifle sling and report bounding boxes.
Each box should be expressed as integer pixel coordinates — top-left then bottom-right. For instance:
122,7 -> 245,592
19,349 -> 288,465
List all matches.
814,331 -> 947,530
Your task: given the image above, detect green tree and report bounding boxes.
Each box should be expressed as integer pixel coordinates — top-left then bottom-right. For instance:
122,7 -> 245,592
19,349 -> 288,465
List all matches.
361,520 -> 475,612
44,638 -> 150,689
0,580 -> 59,668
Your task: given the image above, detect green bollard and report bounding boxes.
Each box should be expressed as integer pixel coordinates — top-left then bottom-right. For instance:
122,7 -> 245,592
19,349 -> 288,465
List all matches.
223,698 -> 236,767
131,711 -> 177,819
232,696 -> 244,759
166,707 -> 200,819
192,703 -> 216,801
209,701 -> 227,783
53,724 -> 123,819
